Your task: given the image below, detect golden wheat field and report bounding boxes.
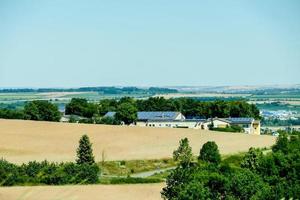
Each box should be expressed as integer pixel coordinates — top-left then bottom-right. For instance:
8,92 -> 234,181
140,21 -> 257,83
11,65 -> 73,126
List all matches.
0,119 -> 276,164
0,183 -> 164,200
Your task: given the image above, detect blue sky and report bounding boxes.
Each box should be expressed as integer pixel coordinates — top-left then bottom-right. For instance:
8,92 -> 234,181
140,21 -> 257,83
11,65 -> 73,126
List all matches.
0,0 -> 299,88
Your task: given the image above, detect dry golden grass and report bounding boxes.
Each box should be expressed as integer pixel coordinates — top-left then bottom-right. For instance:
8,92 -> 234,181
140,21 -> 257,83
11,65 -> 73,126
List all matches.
0,183 -> 164,200
0,119 -> 275,164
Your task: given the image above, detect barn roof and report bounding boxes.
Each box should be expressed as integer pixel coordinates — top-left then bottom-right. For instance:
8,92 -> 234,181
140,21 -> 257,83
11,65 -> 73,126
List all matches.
226,117 -> 254,124
138,111 -> 181,120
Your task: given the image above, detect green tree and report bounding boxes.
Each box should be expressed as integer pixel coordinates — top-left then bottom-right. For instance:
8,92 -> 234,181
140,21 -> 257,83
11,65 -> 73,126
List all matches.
24,100 -> 61,121
199,141 -> 221,165
272,132 -> 289,154
177,181 -> 211,200
173,138 -> 193,167
241,147 -> 262,171
230,168 -> 271,199
161,166 -> 195,199
76,135 -> 95,165
115,102 -> 137,125
65,98 -> 97,118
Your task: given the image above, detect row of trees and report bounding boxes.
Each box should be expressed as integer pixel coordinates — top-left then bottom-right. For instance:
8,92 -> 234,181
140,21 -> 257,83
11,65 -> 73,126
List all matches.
0,97 -> 260,124
0,134 -> 99,186
0,100 -> 61,122
65,97 -> 261,124
162,132 -> 300,199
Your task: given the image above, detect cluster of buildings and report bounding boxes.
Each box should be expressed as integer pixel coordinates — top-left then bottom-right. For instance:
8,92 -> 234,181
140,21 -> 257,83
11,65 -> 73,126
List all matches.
104,111 -> 261,135
260,110 -> 299,120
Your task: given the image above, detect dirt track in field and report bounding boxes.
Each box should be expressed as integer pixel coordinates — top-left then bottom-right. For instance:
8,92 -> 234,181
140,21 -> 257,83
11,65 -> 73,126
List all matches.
0,119 -> 276,164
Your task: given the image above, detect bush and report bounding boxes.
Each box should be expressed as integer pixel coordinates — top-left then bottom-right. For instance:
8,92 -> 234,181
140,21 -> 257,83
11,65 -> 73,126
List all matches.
0,159 -> 25,186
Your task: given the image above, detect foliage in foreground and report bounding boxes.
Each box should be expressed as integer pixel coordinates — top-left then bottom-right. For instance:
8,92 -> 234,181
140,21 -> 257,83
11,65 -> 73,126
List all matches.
162,134 -> 300,200
0,134 -> 100,186
0,160 -> 100,186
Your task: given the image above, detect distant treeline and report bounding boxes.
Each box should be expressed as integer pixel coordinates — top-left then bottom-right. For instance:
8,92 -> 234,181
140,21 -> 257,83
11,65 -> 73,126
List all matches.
262,118 -> 300,126
0,101 -> 61,121
0,86 -> 178,94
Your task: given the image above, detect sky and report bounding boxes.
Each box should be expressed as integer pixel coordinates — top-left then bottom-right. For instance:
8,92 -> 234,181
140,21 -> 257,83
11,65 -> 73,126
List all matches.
0,0 -> 299,88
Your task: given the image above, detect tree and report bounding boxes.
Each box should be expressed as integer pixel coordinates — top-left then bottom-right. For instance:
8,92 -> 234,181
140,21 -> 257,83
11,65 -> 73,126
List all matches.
115,102 -> 137,125
241,147 -> 262,171
65,98 -> 97,118
76,135 -> 95,165
199,141 -> 221,165
272,132 -> 289,154
161,166 -> 195,199
24,100 -> 61,121
173,138 -> 193,167
177,181 -> 211,200
230,168 -> 271,199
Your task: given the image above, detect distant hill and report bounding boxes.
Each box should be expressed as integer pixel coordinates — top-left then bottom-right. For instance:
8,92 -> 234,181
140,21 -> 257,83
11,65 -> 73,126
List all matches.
170,84 -> 300,94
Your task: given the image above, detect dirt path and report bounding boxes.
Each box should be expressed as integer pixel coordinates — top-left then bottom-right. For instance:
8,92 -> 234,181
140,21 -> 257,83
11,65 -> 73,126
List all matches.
131,167 -> 176,178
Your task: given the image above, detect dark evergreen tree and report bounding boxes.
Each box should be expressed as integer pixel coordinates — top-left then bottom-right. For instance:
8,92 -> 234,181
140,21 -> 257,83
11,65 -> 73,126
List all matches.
76,134 -> 95,165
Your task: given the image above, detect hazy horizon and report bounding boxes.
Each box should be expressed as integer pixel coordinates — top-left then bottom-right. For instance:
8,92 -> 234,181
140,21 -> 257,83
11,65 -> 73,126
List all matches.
1,0 -> 300,88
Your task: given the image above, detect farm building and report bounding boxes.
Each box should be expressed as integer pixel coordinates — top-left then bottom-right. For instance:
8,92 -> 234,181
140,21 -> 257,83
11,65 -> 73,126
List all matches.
104,111 -> 261,134
203,118 -> 261,135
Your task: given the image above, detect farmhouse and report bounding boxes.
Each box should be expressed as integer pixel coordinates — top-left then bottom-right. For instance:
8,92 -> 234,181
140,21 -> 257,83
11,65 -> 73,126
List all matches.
203,117 -> 261,135
104,111 -> 261,134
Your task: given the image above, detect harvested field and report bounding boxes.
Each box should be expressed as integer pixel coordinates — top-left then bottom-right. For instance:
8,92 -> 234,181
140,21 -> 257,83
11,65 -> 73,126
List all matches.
0,183 -> 164,200
0,119 -> 276,164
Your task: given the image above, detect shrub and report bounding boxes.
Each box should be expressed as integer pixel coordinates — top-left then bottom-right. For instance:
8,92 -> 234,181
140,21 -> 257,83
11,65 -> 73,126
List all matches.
0,159 -> 100,186
0,159 -> 24,186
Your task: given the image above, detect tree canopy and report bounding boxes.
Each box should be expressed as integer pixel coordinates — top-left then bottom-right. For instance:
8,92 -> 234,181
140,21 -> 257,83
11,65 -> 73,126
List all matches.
24,100 -> 61,121
198,141 -> 221,165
